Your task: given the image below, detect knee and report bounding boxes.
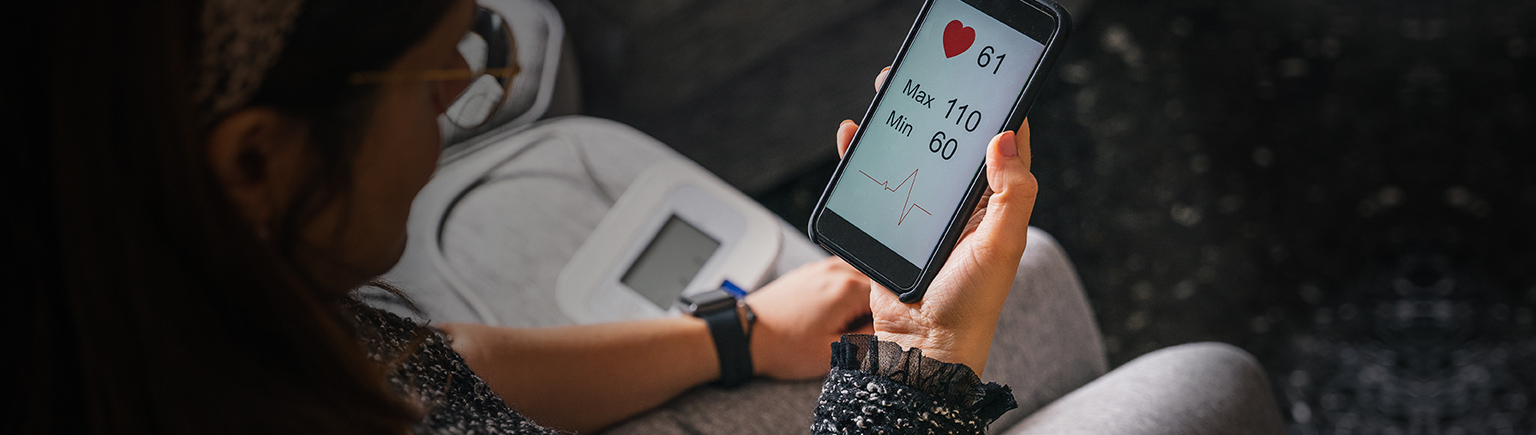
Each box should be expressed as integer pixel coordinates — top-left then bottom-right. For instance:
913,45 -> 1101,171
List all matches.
1132,343 -> 1273,398
1007,343 -> 1286,435
994,226 -> 1106,373
1020,227 -> 1068,271
1118,342 -> 1286,434
1016,227 -> 1078,281
1011,227 -> 1090,309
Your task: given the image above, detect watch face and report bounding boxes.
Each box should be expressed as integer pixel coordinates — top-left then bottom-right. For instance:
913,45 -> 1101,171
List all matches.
680,289 -> 737,315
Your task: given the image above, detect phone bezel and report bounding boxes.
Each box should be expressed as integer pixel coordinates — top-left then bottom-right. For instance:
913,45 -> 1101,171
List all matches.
808,0 -> 1071,303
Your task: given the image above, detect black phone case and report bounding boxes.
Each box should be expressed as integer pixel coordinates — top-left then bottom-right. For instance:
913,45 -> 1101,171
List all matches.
808,0 -> 1073,303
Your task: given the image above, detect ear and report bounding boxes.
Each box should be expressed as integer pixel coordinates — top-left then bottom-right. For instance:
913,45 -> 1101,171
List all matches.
205,108 -> 311,235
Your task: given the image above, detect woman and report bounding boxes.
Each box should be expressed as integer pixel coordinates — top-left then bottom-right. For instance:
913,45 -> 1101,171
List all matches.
6,0 -> 1040,433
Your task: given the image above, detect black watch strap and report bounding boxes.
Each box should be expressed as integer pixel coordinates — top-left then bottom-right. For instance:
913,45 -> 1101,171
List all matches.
702,305 -> 753,387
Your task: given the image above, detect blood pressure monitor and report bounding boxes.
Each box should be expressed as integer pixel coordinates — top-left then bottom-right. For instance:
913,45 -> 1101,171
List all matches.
556,161 -> 780,324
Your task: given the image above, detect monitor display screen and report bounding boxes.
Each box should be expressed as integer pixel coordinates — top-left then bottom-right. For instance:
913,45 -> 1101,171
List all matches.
620,216 -> 721,308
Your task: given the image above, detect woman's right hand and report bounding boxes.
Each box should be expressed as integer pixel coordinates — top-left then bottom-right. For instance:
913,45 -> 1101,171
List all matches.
832,67 -> 1039,376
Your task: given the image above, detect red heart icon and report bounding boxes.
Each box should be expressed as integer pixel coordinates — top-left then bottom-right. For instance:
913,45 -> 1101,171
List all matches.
942,20 -> 975,58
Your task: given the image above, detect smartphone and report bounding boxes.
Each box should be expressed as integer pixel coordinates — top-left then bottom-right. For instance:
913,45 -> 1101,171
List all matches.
808,0 -> 1070,303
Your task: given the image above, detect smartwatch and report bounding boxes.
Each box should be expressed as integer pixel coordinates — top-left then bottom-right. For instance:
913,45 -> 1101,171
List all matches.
678,288 -> 754,387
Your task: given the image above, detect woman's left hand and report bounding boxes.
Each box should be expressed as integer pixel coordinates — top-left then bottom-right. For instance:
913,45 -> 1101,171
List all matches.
832,66 -> 1038,376
747,256 -> 875,380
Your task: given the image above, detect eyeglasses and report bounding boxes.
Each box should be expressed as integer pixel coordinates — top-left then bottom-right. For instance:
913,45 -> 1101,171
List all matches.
348,6 -> 520,129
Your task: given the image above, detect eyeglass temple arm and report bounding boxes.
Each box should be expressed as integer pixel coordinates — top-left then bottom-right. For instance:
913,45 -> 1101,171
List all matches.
347,67 -> 520,85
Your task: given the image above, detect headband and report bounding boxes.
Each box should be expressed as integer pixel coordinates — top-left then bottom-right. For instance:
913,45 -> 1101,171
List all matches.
192,0 -> 307,123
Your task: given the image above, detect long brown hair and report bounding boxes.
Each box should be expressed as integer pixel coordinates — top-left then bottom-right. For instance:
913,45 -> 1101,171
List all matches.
4,0 -> 453,433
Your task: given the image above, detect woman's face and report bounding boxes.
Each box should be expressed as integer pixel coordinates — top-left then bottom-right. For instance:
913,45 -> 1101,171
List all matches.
291,0 -> 476,288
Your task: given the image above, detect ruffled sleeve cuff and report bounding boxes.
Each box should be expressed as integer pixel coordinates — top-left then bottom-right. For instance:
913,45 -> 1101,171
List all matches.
829,334 -> 1018,423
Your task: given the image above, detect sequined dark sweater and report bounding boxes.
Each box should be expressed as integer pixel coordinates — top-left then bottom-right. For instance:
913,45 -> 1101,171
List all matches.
357,308 -> 1016,434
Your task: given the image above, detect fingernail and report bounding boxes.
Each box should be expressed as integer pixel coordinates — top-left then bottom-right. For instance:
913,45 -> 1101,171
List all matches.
999,131 -> 1018,157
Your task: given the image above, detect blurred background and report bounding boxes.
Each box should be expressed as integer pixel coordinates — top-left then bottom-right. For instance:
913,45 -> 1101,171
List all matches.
543,0 -> 1536,432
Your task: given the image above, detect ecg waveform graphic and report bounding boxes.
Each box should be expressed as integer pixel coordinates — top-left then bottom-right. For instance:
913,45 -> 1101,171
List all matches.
859,169 -> 932,225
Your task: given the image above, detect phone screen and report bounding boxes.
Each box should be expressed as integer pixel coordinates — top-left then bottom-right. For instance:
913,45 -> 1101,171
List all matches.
824,0 -> 1049,266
